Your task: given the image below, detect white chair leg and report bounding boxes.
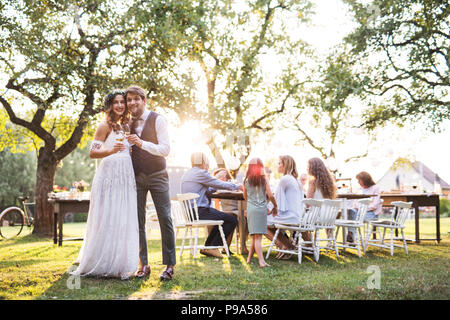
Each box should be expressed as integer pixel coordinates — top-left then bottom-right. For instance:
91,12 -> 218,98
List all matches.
189,227 -> 194,256
401,229 -> 408,255
358,227 -> 366,254
365,224 -> 371,249
390,229 -> 394,256
314,229 -> 321,257
218,225 -> 230,257
193,227 -> 199,259
267,228 -> 280,259
311,231 -> 319,262
180,227 -> 188,257
297,235 -> 302,264
355,228 -> 361,258
332,229 -> 339,258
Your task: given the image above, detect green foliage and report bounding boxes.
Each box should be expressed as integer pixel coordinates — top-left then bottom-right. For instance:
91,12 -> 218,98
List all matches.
343,0 -> 450,131
0,149 -> 36,208
54,145 -> 96,190
0,0 -> 193,233
440,198 -> 450,217
289,47 -> 370,168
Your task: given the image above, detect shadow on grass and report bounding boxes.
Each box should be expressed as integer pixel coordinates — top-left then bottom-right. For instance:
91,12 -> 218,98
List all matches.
0,233 -> 52,249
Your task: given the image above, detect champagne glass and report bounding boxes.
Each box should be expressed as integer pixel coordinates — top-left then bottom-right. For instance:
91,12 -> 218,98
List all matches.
122,123 -> 133,146
122,123 -> 131,137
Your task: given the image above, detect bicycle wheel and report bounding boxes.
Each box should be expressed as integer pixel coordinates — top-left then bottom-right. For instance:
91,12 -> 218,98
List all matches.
0,207 -> 25,239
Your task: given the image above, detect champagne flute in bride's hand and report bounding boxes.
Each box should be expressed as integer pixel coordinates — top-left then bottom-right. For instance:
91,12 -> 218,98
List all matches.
122,124 -> 130,137
122,124 -> 133,146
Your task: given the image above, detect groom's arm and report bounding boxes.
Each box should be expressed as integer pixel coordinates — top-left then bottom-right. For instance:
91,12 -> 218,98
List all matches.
131,116 -> 170,157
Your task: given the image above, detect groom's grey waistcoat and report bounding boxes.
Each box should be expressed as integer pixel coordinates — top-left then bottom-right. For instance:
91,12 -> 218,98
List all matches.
131,111 -> 166,176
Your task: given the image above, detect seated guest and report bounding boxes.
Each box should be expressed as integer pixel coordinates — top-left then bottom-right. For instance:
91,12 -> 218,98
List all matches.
306,158 -> 337,201
213,168 -> 239,213
181,152 -> 242,258
347,171 -> 382,243
306,157 -> 338,238
266,155 -> 304,260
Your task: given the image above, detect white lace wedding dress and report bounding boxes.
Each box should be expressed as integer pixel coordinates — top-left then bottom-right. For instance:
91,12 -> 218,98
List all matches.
71,130 -> 139,280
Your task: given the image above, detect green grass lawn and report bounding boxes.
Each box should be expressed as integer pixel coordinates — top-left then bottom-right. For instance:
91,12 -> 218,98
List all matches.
0,218 -> 449,300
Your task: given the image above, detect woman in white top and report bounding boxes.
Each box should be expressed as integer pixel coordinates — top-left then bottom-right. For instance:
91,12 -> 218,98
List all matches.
347,171 -> 382,242
266,155 -> 304,260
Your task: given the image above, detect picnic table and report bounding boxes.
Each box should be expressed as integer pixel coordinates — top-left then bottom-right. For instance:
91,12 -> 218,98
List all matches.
48,195 -> 90,246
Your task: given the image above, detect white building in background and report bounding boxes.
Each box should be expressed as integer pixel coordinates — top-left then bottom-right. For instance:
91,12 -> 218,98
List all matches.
377,159 -> 450,199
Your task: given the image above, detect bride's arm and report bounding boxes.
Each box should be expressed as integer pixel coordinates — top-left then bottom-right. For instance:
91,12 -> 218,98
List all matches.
89,122 -> 124,159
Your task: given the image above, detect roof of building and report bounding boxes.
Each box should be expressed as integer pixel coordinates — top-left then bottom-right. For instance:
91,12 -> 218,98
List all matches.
411,161 -> 450,189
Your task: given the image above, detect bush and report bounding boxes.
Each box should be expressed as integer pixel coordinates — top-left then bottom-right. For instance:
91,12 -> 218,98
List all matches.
440,198 -> 450,217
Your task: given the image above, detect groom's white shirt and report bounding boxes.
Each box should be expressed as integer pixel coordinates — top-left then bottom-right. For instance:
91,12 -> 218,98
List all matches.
134,109 -> 170,157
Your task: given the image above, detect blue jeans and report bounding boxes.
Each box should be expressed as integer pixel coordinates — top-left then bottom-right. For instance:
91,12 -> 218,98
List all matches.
347,209 -> 377,237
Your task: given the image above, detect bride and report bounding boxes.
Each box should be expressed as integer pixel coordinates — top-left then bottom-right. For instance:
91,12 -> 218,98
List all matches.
71,89 -> 139,280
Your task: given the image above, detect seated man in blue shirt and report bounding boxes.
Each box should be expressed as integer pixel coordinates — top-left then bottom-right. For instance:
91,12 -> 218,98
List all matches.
181,152 -> 242,258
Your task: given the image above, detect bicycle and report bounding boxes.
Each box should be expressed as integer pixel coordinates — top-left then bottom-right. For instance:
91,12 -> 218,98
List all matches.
0,196 -> 35,239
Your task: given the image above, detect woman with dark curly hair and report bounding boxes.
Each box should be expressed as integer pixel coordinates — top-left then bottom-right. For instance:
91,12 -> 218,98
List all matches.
306,157 -> 337,200
306,157 -> 338,239
71,89 -> 139,280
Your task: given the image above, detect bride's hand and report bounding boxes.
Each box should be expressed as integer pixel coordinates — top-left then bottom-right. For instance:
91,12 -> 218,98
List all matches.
111,142 -> 126,154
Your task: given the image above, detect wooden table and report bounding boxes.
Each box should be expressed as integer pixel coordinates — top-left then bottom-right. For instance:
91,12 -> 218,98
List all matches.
338,193 -> 441,243
210,191 -> 247,254
49,198 -> 90,246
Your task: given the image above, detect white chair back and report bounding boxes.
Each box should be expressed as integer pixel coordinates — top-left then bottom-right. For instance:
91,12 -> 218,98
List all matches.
354,198 -> 371,224
391,201 -> 412,227
317,199 -> 342,227
300,199 -> 322,228
171,200 -> 187,226
177,193 -> 200,223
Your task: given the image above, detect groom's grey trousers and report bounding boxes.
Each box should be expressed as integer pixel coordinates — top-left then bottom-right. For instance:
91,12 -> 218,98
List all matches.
135,169 -> 176,266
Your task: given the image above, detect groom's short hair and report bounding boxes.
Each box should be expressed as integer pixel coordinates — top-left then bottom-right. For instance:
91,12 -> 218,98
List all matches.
126,85 -> 146,101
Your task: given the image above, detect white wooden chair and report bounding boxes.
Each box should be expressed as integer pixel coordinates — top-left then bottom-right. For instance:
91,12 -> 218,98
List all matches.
365,201 -> 412,256
266,199 -> 322,264
145,200 -> 159,237
177,193 -> 230,259
364,198 -> 384,241
335,198 -> 371,258
314,199 -> 343,258
171,200 -> 187,240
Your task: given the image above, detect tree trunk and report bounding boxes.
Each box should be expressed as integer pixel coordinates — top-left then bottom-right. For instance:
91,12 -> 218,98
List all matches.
32,147 -> 57,237
207,138 -> 226,169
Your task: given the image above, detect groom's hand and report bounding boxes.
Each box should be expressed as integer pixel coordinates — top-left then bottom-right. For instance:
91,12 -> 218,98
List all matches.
127,134 -> 143,148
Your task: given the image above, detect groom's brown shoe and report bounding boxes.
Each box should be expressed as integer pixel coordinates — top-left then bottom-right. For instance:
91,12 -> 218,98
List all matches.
160,266 -> 174,281
135,265 -> 151,278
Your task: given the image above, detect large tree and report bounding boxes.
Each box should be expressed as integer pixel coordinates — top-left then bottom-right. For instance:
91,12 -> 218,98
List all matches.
343,0 -> 450,130
288,48 -> 371,175
137,0 -> 314,172
0,0 -> 188,236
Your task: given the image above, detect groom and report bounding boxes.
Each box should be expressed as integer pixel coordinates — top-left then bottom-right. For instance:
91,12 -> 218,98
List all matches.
126,85 -> 176,281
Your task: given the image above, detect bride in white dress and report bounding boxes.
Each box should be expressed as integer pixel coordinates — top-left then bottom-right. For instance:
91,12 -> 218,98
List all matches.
71,90 -> 139,280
